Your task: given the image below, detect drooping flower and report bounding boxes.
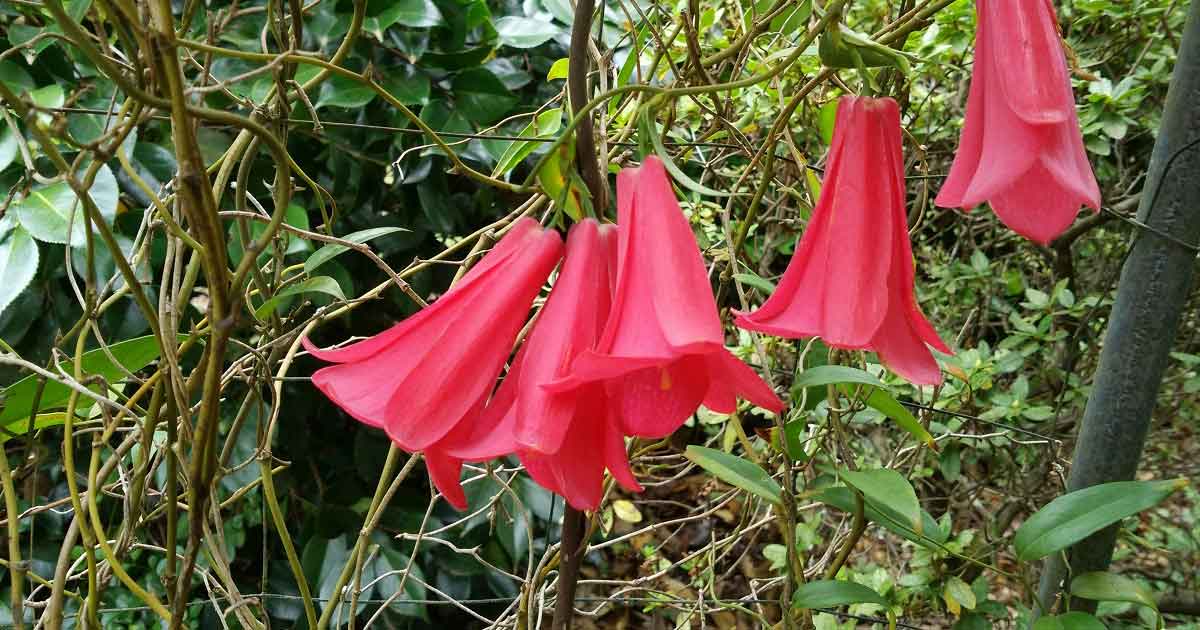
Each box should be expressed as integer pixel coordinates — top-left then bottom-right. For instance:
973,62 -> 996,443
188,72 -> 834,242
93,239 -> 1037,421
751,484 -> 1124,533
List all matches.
735,96 -> 951,385
448,219 -> 641,510
935,0 -> 1101,245
303,218 -> 563,509
555,157 -> 784,438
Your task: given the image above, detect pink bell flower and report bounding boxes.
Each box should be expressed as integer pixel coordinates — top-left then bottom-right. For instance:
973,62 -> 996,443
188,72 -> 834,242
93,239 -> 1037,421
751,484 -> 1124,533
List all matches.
935,0 -> 1101,245
303,218 -> 563,509
557,156 -> 784,439
736,96 -> 952,385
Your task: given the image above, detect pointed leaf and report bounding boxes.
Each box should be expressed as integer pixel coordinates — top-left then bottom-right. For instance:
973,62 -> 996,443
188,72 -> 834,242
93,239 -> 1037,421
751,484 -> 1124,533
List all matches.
0,225 -> 38,316
842,468 -> 922,535
1070,572 -> 1158,612
304,227 -> 408,275
254,276 -> 346,320
793,580 -> 887,609
685,445 -> 781,505
0,334 -> 177,424
1014,479 -> 1187,561
817,486 -> 946,548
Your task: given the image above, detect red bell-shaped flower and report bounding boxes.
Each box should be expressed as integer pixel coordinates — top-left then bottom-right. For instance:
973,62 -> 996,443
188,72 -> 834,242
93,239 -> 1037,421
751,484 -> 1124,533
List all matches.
303,218 -> 563,509
444,220 -> 648,511
935,0 -> 1101,245
557,156 -> 783,439
735,96 -> 951,385
450,220 -> 641,510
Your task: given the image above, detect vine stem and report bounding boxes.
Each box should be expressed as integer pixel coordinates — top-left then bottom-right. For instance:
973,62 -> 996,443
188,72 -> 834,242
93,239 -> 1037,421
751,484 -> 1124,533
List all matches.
551,0 -> 602,627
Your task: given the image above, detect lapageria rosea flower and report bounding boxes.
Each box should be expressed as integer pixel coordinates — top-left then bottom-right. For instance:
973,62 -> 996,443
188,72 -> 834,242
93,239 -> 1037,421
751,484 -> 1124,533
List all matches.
447,219 -> 642,510
303,218 -> 563,509
555,156 -> 784,438
735,96 -> 951,385
935,0 -> 1100,245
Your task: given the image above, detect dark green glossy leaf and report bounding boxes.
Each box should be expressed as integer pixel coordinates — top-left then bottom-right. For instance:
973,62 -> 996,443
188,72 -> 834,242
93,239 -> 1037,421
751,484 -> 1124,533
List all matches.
1070,572 -> 1157,612
1014,479 -> 1187,561
452,68 -> 519,125
0,225 -> 38,317
304,227 -> 409,275
793,580 -> 887,609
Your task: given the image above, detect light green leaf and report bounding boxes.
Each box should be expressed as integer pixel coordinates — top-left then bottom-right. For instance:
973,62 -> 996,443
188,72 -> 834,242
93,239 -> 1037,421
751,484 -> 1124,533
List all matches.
1070,572 -> 1158,612
684,445 -> 782,505
0,226 -> 39,316
12,166 -> 119,246
793,365 -> 885,389
1014,479 -> 1187,561
0,334 -> 176,424
254,276 -> 346,320
304,227 -> 409,275
0,124 -> 19,172
793,580 -> 887,609
733,272 -> 776,294
944,576 -> 976,613
365,0 -> 442,36
643,112 -> 739,198
817,486 -> 946,548
29,85 -> 65,110
492,108 -> 563,177
792,366 -> 934,447
842,468 -> 922,535
817,100 -> 838,145
0,412 -> 74,445
494,16 -> 561,48
547,57 -> 570,81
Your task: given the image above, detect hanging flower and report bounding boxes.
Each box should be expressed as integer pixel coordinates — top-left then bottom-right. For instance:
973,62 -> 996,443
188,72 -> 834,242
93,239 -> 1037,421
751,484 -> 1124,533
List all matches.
735,96 -> 951,385
303,218 -> 563,509
445,219 -> 642,510
935,0 -> 1101,245
555,156 -> 783,439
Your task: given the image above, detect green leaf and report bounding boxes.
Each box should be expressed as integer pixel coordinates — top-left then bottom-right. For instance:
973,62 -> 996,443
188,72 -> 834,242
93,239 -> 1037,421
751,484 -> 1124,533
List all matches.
1070,572 -> 1158,612
841,468 -> 922,535
494,16 -> 561,48
817,486 -> 946,548
492,108 -> 563,177
0,61 -> 35,95
944,576 -> 976,613
793,365 -> 885,389
0,334 -> 177,424
254,276 -> 346,320
381,67 -> 430,106
0,124 -> 19,172
817,100 -> 838,145
364,0 -> 442,36
29,85 -> 65,110
793,580 -> 887,609
860,387 -> 936,449
547,58 -> 570,81
1034,612 -> 1107,630
12,166 -> 119,247
304,227 -> 408,275
452,68 -> 519,125
684,445 -> 782,505
0,412 -> 73,445
792,366 -> 935,447
734,272 -> 776,294
316,75 -> 377,110
1014,479 -> 1187,562
0,226 -> 38,317
643,112 -> 738,198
